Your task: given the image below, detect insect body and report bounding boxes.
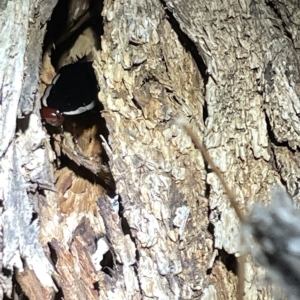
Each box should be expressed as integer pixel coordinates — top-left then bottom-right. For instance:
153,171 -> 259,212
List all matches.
41,61 -> 98,126
40,107 -> 65,127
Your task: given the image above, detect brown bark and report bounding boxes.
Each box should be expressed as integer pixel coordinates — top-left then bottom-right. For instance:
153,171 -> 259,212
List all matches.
1,0 -> 300,299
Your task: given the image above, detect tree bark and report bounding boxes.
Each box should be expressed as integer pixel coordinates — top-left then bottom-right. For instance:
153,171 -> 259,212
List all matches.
1,0 -> 300,299
0,1 -> 58,299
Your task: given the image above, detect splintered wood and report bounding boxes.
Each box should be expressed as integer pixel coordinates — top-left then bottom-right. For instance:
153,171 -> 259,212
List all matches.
38,75 -> 112,299
37,1 -> 116,299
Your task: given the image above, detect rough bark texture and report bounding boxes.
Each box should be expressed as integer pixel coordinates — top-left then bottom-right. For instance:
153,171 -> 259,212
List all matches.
1,0 -> 300,299
94,0 -> 210,298
0,1 -> 58,299
163,0 -> 300,298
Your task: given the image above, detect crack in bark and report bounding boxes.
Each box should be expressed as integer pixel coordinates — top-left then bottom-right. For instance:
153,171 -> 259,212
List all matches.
161,0 -> 208,83
264,111 -> 295,151
265,0 -> 293,40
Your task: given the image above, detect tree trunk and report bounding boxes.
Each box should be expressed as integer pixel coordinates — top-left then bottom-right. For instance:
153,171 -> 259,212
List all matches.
1,0 -> 299,299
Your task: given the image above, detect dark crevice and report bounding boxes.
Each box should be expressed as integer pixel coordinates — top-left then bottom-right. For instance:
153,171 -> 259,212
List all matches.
207,220 -> 214,236
203,146 -> 215,247
206,176 -> 214,235
16,115 -> 30,133
135,248 -> 140,262
160,0 -> 209,125
2,268 -> 12,277
128,40 -> 142,46
118,197 -> 131,236
54,287 -> 65,300
266,135 -> 291,190
118,203 -> 143,295
133,262 -> 143,295
100,250 -> 114,275
203,101 -> 208,124
172,95 -> 183,106
120,214 -> 143,297
11,273 -> 29,300
265,111 -> 295,151
206,268 -> 212,275
40,244 -> 64,300
267,137 -> 286,191
217,248 -> 238,275
161,48 -> 170,74
118,197 -> 142,296
132,98 -> 143,111
162,3 -> 208,84
205,180 -> 210,199
264,62 -> 274,87
93,281 -> 100,291
30,212 -> 38,225
264,110 -> 298,189
64,160 -> 115,192
265,0 -> 293,40
43,0 -> 69,51
44,0 -> 103,69
48,242 -> 58,266
118,197 -> 140,271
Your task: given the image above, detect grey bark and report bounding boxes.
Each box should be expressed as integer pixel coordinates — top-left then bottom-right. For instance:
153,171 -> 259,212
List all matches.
0,0 -> 58,299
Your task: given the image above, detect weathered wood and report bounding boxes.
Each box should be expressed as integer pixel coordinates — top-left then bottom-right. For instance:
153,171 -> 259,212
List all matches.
95,0 -> 211,298
164,0 -> 300,298
0,0 -> 58,298
1,0 -> 300,299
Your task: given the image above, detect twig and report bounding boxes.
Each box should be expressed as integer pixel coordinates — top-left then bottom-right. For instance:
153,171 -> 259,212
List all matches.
180,121 -> 245,300
181,123 -> 244,222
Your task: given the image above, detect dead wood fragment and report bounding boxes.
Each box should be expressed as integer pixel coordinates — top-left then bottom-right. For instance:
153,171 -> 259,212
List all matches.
16,267 -> 55,300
